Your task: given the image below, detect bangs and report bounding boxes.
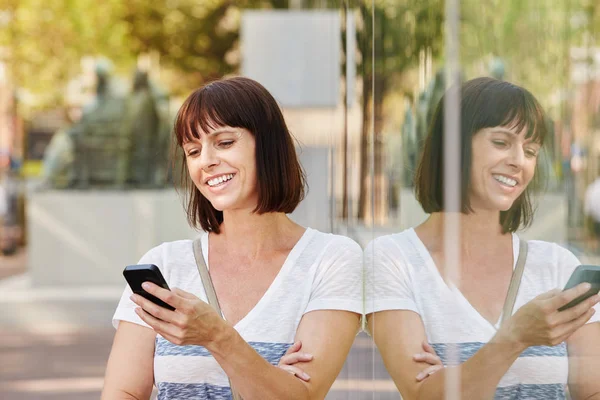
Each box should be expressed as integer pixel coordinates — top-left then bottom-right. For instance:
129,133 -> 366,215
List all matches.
466,78 -> 548,145
174,81 -> 256,146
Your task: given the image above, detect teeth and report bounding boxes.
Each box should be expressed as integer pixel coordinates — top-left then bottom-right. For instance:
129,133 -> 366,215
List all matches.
207,174 -> 234,187
493,174 -> 517,187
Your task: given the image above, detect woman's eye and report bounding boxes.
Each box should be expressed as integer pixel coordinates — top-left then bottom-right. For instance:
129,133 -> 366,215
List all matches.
218,141 -> 234,148
525,149 -> 538,158
186,149 -> 200,157
492,140 -> 507,147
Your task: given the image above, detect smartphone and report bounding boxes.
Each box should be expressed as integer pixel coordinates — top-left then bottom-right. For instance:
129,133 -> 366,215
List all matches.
558,265 -> 600,311
123,264 -> 175,311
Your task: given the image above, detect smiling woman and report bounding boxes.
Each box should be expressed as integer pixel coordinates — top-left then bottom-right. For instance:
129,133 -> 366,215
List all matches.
366,77 -> 600,400
101,77 -> 363,400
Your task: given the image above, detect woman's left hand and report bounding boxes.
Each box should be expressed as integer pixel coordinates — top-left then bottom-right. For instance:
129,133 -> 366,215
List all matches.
278,341 -> 313,382
130,282 -> 226,346
413,340 -> 444,382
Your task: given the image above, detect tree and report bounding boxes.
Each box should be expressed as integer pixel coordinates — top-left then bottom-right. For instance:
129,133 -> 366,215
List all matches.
0,0 -> 280,107
355,0 -> 444,222
0,0 -> 132,108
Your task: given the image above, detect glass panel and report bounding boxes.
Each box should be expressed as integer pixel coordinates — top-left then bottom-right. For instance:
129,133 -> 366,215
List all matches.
371,0 -> 600,399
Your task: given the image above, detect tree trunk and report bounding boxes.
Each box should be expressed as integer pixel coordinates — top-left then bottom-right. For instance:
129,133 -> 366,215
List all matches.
357,74 -> 372,221
373,74 -> 387,224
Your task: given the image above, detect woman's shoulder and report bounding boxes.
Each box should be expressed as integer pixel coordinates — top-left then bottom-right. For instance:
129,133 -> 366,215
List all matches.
522,239 -> 583,289
525,239 -> 579,261
137,238 -> 196,265
523,239 -> 581,271
307,228 -> 362,253
365,228 -> 416,253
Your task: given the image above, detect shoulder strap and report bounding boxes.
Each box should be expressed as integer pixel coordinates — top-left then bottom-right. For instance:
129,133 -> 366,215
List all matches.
500,238 -> 528,328
192,237 -> 224,316
192,237 -> 243,400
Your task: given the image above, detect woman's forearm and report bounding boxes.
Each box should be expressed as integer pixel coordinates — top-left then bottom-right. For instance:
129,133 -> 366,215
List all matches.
416,332 -> 527,400
207,325 -> 311,400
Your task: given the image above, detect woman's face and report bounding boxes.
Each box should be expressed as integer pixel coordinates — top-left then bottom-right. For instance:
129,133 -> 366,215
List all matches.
183,125 -> 258,212
469,125 -> 541,212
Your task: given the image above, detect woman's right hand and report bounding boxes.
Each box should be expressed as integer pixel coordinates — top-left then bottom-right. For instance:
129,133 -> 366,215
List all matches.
500,283 -> 600,348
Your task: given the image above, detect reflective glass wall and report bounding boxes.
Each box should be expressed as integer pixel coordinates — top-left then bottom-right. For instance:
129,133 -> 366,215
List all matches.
1,0 -> 599,398
367,0 -> 600,399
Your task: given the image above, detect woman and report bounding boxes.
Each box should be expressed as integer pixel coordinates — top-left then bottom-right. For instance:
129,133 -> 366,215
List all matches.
102,77 -> 363,399
366,77 -> 600,399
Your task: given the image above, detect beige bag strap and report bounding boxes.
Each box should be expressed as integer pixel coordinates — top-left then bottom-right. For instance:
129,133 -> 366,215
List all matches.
500,238 -> 528,328
192,238 -> 243,400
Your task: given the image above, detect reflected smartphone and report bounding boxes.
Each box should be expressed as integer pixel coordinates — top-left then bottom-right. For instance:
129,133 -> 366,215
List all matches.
123,264 -> 175,311
558,265 -> 600,311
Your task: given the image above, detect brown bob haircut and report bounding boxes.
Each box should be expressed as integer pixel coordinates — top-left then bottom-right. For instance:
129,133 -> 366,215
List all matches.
415,77 -> 548,233
173,76 -> 306,233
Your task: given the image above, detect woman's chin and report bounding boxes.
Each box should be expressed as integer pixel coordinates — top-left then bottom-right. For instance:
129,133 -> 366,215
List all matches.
210,202 -> 228,212
496,200 -> 517,212
210,201 -> 256,213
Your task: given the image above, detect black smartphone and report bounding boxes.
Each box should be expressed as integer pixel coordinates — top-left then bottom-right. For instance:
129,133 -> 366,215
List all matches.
123,264 -> 175,311
558,265 -> 600,311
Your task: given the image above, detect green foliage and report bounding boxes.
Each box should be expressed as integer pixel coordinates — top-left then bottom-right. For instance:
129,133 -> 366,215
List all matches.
461,0 -> 599,112
0,0 -> 270,107
0,0 -> 132,107
121,1 -> 242,88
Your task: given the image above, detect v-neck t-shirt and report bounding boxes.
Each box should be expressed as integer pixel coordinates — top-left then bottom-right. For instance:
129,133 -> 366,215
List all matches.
365,228 -> 600,400
112,228 -> 362,400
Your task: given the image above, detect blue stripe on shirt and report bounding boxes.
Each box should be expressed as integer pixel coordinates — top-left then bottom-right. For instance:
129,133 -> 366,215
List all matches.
156,382 -> 232,400
431,342 -> 567,364
494,383 -> 566,399
155,337 -> 292,365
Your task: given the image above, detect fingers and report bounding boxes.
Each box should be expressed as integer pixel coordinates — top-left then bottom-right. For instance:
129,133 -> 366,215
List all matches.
413,352 -> 442,366
556,292 -> 600,324
172,287 -> 197,300
551,308 -> 596,345
142,282 -> 184,309
280,352 -> 314,365
416,364 -> 444,382
284,341 -> 302,356
536,288 -> 562,300
135,307 -> 180,339
422,341 -> 437,355
548,283 -> 593,310
278,365 -> 311,382
130,293 -> 176,323
415,341 -> 442,366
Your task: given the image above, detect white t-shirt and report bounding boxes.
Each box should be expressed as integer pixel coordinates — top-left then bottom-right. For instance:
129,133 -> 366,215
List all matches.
365,228 -> 600,400
113,228 -> 362,400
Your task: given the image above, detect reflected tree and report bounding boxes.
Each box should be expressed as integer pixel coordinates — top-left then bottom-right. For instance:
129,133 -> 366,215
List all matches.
356,0 -> 444,222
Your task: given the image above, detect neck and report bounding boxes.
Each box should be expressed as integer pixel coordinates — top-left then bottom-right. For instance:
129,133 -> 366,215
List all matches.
217,209 -> 303,255
422,209 -> 507,252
